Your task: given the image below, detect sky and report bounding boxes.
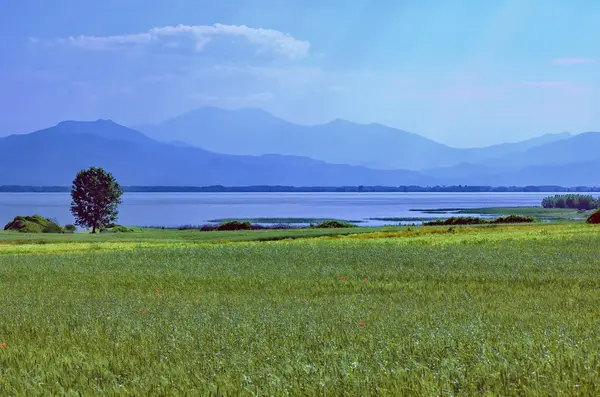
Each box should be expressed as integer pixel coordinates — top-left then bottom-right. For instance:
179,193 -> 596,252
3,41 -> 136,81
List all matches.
1,0 -> 599,147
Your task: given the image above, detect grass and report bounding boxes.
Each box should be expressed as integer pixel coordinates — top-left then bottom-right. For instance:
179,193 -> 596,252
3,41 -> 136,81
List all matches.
0,226 -> 404,252
412,206 -> 593,221
1,223 -> 600,395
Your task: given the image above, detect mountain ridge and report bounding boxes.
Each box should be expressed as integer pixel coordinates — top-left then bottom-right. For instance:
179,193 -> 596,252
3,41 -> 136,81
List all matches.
2,116 -> 598,187
138,107 -> 573,170
0,120 -> 433,186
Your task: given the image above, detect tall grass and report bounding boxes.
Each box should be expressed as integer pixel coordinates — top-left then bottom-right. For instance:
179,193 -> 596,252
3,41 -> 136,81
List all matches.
1,226 -> 600,394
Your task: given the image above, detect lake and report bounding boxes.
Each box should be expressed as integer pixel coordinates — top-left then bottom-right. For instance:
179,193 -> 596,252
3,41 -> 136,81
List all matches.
0,192 -> 560,227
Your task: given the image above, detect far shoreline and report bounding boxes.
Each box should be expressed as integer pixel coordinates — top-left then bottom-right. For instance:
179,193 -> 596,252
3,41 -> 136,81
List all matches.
0,185 -> 599,193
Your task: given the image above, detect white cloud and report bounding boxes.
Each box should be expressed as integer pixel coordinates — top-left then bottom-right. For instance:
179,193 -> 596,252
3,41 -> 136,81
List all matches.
34,24 -> 310,60
58,33 -> 153,50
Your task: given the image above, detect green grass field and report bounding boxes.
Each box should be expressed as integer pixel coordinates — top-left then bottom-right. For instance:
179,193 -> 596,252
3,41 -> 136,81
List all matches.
1,223 -> 600,395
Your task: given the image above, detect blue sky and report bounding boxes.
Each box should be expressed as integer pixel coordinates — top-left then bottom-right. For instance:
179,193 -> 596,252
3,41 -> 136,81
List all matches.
1,0 -> 599,147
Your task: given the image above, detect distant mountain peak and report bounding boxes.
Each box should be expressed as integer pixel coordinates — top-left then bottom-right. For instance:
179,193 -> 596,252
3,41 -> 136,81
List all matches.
56,118 -> 120,127
42,118 -> 156,146
328,118 -> 354,125
95,118 -> 116,124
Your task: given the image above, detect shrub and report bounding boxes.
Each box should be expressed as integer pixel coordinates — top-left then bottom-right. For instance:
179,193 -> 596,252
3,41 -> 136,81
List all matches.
315,220 -> 358,229
587,209 -> 600,224
542,194 -> 600,210
64,224 -> 77,233
423,217 -> 484,226
112,226 -> 134,233
99,224 -> 134,233
4,215 -> 64,233
216,221 -> 254,231
491,215 -> 535,224
42,222 -> 64,233
424,215 -> 534,226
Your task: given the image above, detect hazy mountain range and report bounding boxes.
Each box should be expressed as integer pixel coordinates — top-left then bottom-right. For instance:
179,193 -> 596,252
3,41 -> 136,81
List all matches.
138,107 -> 573,170
0,120 -> 429,186
1,107 -> 598,186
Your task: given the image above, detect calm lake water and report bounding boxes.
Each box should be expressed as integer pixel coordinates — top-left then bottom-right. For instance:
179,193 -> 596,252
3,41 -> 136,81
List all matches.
0,192 -> 561,227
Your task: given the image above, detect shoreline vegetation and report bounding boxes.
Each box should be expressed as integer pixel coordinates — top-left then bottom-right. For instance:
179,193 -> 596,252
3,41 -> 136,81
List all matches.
1,184 -> 600,193
3,206 -> 598,235
2,194 -> 599,236
207,217 -> 365,224
0,219 -> 597,250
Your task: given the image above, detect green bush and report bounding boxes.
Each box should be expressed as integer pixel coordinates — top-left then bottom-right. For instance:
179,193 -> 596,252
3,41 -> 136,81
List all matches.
542,194 -> 600,210
315,220 -> 358,229
216,221 -> 253,231
42,222 -> 64,233
99,224 -> 134,233
424,215 -> 535,226
424,217 -> 483,226
587,209 -> 600,224
64,224 -> 77,233
4,215 -> 64,233
113,226 -> 134,233
491,215 -> 535,224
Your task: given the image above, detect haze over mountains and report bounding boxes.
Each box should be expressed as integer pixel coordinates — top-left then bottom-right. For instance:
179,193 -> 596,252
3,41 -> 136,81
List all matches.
1,107 -> 598,186
0,119 -> 428,186
138,108 -> 573,170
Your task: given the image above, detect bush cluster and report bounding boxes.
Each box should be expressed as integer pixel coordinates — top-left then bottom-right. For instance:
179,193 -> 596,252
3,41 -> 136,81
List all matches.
314,220 -> 359,229
541,194 -> 600,210
181,221 -> 256,231
424,215 -> 535,226
100,224 -> 135,233
3,215 -> 65,233
176,220 -> 358,232
587,209 -> 600,224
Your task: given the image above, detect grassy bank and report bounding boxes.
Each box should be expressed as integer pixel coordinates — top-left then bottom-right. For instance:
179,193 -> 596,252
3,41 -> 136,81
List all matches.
0,225 -> 403,250
1,223 -> 600,395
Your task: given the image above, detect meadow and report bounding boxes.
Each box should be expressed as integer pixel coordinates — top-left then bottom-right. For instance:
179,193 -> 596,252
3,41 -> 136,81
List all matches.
1,223 -> 600,395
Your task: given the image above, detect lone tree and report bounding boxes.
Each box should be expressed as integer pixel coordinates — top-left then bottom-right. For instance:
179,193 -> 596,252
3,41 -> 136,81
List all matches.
70,167 -> 123,233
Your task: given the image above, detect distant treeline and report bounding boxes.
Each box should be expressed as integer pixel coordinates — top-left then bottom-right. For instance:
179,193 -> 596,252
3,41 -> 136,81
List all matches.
1,185 -> 600,193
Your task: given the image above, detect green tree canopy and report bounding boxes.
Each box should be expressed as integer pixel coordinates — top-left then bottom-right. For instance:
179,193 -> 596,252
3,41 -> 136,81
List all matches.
70,167 -> 123,233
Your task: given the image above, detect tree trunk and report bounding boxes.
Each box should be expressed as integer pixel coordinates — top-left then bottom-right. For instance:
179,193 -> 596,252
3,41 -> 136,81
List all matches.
92,225 -> 96,234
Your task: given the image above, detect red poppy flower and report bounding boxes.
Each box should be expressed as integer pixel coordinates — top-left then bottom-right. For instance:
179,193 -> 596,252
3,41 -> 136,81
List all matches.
359,322 -> 366,327
341,276 -> 347,281
0,343 -> 6,348
155,290 -> 159,295
364,278 -> 369,283
141,311 -> 147,316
